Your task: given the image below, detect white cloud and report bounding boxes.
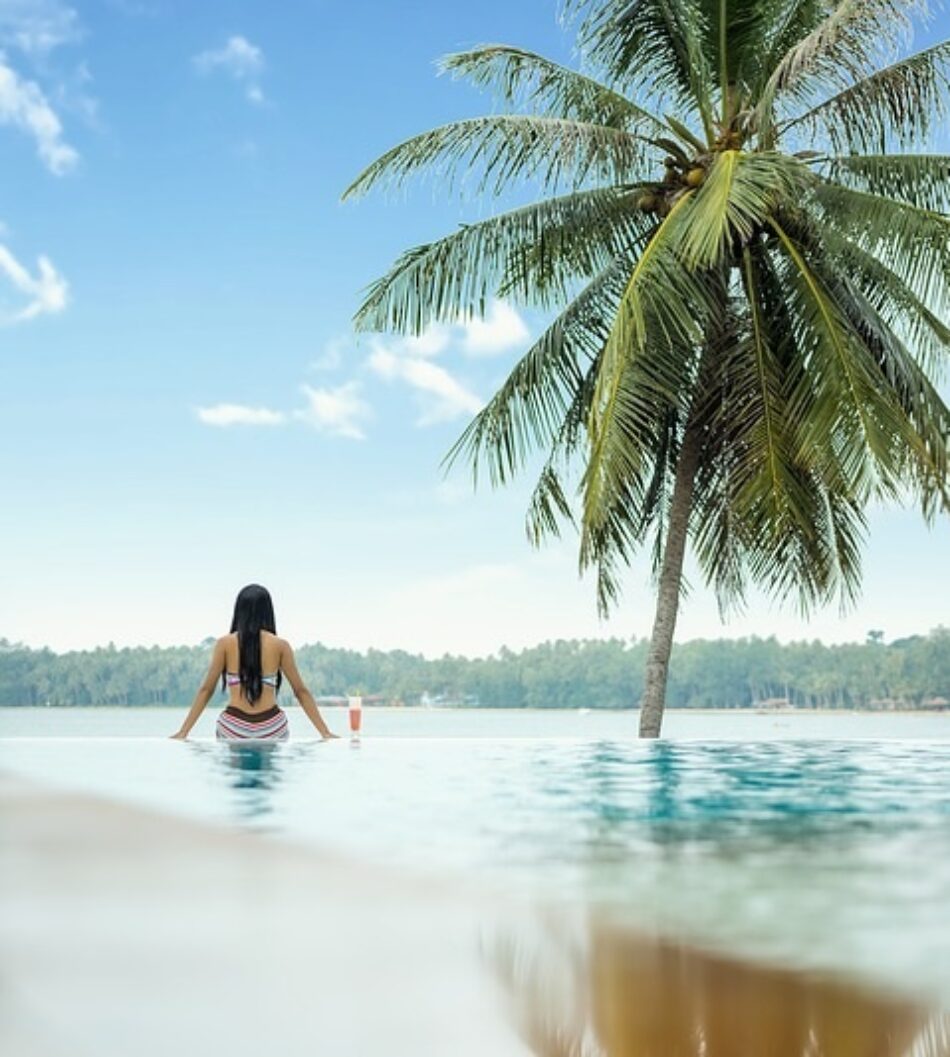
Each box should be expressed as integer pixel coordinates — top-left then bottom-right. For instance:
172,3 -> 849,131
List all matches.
194,35 -> 263,77
0,242 -> 68,323
382,304 -> 528,360
195,382 -> 372,438
0,54 -> 78,173
309,335 -> 346,372
368,343 -> 482,425
189,304 -> 521,441
193,35 -> 265,104
310,328 -> 450,376
195,404 -> 285,427
56,58 -> 99,128
0,1 -> 81,57
402,324 -> 451,358
460,299 -> 530,355
295,382 -> 370,440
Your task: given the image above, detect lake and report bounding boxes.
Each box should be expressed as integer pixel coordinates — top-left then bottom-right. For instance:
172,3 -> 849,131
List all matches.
2,706 -> 950,1009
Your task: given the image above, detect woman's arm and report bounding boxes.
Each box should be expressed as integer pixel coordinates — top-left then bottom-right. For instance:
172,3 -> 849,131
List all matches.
280,640 -> 336,739
170,638 -> 227,740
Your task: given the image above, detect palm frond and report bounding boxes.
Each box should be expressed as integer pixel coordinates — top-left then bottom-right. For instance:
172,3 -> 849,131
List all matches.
564,0 -> 717,135
801,245 -> 950,513
749,485 -> 867,612
768,211 -> 950,529
526,461 -> 579,545
689,0 -> 773,104
696,223 -> 945,615
580,410 -> 680,613
581,397 -> 684,609
812,180 -> 950,307
343,115 -> 655,200
689,470 -> 749,613
768,216 -> 906,497
822,153 -> 950,212
438,45 -> 668,134
587,191 -> 704,480
752,0 -> 827,95
678,150 -> 814,268
582,197 -> 719,606
730,245 -> 814,523
694,377 -> 867,616
780,41 -> 950,152
690,254 -> 869,615
753,0 -> 920,139
445,254 -> 637,486
814,220 -> 950,376
496,190 -> 654,305
524,374 -> 597,546
693,454 -> 868,615
353,186 -> 653,334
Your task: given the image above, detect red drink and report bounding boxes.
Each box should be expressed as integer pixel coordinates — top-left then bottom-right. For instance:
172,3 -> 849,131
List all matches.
348,696 -> 363,733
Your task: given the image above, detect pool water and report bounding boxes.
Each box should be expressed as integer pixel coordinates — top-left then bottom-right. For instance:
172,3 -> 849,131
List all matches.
2,707 -> 949,1005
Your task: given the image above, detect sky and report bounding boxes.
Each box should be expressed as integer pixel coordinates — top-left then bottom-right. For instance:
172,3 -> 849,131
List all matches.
1,0 -> 948,657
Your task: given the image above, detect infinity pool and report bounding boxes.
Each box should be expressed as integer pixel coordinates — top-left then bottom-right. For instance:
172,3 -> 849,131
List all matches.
2,708 -> 949,1006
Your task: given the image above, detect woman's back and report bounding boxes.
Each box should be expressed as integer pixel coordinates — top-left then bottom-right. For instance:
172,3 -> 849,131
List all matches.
224,629 -> 282,713
171,584 -> 335,740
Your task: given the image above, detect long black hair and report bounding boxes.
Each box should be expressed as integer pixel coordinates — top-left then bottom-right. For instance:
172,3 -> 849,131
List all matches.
223,584 -> 282,703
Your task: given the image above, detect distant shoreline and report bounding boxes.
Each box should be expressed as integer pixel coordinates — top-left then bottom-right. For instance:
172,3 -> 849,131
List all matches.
4,632 -> 945,711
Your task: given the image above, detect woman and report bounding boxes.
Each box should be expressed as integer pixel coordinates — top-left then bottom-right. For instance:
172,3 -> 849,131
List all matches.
171,584 -> 336,741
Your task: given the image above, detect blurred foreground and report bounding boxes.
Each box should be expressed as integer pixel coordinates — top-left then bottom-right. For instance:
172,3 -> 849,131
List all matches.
1,773 -> 947,1057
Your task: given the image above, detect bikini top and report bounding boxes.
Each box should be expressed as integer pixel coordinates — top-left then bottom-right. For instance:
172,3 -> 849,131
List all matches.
226,671 -> 279,689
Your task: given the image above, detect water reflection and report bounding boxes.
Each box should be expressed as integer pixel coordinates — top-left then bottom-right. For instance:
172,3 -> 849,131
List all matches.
489,914 -> 950,1056
223,743 -> 283,818
195,741 -> 286,825
158,736 -> 950,1000
539,741 -> 950,855
183,739 -> 342,831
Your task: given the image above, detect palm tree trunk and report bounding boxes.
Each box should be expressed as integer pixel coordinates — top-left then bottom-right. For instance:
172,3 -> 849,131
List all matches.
638,418 -> 703,738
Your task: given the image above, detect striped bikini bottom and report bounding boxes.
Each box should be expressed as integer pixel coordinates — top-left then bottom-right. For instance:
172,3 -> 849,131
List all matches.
216,704 -> 289,741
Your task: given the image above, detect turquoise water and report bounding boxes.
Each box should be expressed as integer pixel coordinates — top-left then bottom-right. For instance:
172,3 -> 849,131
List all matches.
2,707 -> 949,1002
3,704 -> 949,739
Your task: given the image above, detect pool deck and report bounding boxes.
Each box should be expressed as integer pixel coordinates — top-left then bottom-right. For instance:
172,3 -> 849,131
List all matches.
0,774 -> 528,1057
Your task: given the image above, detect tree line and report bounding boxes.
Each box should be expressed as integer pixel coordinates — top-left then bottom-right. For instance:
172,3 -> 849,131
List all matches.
0,629 -> 947,709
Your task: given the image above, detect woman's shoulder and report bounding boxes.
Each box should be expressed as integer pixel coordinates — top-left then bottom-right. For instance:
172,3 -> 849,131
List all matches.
262,631 -> 290,650
208,634 -> 236,658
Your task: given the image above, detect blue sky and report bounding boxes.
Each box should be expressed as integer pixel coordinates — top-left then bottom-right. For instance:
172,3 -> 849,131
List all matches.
1,0 -> 947,655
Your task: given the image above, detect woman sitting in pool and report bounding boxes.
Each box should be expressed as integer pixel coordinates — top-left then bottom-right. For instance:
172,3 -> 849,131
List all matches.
171,584 -> 336,741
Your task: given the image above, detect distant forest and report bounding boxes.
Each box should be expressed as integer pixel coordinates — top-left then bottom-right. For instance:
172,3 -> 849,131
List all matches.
1,629 -> 947,709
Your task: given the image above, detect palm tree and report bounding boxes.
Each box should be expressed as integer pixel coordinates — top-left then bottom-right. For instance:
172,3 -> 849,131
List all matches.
345,0 -> 950,736
489,915 -> 941,1057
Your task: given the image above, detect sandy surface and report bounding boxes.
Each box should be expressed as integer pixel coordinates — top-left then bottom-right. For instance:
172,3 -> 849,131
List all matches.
0,774 -> 528,1057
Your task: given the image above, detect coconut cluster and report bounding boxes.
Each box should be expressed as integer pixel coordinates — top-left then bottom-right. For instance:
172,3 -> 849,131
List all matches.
636,154 -> 707,216
635,113 -> 748,217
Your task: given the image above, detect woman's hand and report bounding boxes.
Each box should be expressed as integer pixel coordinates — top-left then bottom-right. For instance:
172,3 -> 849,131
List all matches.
170,638 -> 224,743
